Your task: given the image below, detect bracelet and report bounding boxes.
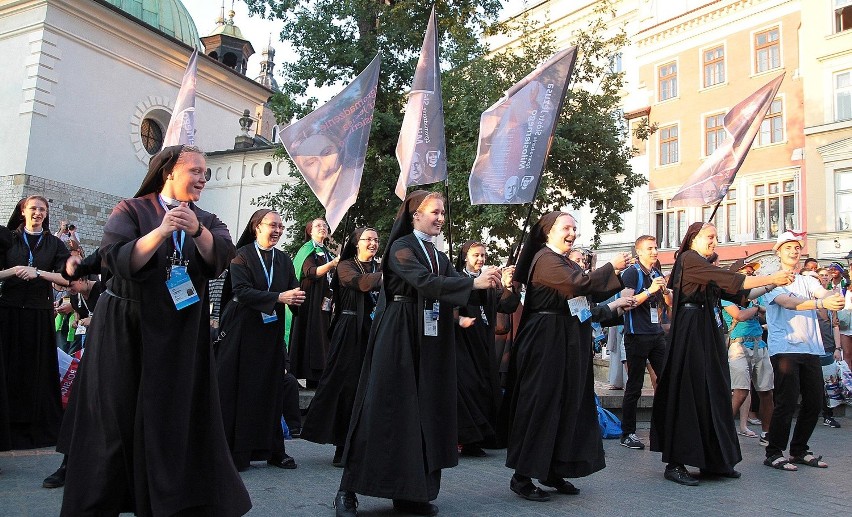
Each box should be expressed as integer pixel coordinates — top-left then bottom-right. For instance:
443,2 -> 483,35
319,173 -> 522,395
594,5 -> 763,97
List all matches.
192,223 -> 204,238
816,298 -> 823,310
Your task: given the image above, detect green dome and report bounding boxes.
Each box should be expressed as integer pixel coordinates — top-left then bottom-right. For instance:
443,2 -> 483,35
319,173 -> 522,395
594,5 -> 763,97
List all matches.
105,0 -> 202,50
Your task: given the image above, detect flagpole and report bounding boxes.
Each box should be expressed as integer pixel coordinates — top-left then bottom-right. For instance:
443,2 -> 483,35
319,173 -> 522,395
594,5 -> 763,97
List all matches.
444,178 -> 453,261
706,197 -> 723,223
338,210 -> 352,256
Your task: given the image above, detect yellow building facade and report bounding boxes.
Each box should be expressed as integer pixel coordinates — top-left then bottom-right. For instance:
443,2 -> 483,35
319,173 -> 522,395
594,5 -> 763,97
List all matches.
498,0 -> 850,265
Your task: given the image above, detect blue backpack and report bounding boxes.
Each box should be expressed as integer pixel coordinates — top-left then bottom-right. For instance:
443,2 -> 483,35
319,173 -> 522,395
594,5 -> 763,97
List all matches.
595,395 -> 622,439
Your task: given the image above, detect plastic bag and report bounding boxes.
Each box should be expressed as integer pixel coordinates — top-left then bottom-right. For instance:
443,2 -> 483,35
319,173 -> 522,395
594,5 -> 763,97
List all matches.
594,394 -> 622,439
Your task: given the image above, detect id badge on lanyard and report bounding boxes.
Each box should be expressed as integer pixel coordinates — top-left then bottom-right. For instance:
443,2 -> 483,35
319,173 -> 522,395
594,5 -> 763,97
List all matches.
650,304 -> 659,324
167,265 -> 199,310
255,243 -> 278,323
567,295 -> 591,322
424,301 -> 439,336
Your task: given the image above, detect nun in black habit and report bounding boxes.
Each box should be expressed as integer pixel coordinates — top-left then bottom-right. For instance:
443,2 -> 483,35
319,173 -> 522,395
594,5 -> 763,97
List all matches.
334,191 -> 502,517
215,209 -> 306,471
58,145 -> 251,516
288,218 -> 339,387
0,196 -> 69,450
301,227 -> 382,466
506,212 -> 631,501
649,222 -> 791,486
453,241 -> 520,457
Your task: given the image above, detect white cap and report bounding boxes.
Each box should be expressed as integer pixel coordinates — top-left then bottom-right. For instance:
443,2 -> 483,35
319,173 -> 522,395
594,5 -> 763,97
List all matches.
772,230 -> 805,251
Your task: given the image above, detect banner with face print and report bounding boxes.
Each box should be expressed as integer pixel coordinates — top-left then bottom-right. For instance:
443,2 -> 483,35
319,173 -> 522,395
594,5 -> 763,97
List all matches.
670,73 -> 785,207
280,55 -> 381,232
163,50 -> 198,147
468,47 -> 577,205
395,6 -> 447,200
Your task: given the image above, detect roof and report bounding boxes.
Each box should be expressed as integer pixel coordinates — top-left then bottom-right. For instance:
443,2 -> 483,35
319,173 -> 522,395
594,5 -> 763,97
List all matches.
101,0 -> 202,49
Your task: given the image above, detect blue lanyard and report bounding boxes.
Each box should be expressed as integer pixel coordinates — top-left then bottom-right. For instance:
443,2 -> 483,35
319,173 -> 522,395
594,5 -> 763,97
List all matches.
254,242 -> 275,291
21,231 -> 44,267
415,237 -> 438,274
158,196 -> 186,261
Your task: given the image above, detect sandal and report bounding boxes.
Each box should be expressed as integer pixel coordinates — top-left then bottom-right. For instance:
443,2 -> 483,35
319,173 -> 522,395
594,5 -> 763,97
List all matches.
789,452 -> 828,468
763,454 -> 797,471
737,429 -> 758,438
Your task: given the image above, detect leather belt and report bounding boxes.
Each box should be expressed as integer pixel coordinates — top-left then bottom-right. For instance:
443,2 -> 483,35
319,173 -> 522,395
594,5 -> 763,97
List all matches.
393,295 -> 416,303
529,310 -> 565,315
341,310 -> 357,316
681,303 -> 703,309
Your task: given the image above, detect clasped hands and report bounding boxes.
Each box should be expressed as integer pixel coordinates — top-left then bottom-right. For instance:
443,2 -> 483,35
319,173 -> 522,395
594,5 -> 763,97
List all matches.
158,203 -> 200,238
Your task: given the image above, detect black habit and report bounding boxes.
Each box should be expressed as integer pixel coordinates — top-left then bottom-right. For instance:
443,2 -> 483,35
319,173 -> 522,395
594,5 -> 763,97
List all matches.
650,249 -> 747,473
506,248 -> 621,480
301,257 -> 382,446
340,233 -> 478,502
215,242 -> 299,468
454,271 -> 520,446
289,244 -> 334,382
58,193 -> 250,517
0,227 -> 69,450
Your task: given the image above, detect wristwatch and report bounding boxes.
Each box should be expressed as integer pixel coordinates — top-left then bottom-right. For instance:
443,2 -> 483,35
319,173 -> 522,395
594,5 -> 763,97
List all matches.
192,223 -> 205,238
35,268 -> 41,278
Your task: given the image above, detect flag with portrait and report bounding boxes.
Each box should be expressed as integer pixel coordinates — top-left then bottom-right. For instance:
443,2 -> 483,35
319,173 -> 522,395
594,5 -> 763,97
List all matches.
280,55 -> 381,233
670,73 -> 785,207
395,6 -> 447,200
468,47 -> 577,205
163,50 -> 198,147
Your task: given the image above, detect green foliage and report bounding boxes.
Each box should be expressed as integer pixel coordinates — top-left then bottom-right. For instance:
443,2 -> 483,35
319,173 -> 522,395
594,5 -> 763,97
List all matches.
246,0 -> 645,258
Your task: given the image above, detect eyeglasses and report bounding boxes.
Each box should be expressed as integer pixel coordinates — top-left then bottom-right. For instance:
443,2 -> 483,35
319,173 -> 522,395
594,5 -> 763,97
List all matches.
359,238 -> 379,243
260,222 -> 285,230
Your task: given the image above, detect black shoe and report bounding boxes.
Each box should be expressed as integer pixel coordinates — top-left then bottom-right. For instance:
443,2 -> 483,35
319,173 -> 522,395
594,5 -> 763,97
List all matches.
823,417 -> 841,428
332,446 -> 344,468
460,444 -> 487,457
42,465 -> 66,489
333,490 -> 358,517
619,433 -> 645,450
509,476 -> 550,502
700,468 -> 741,479
664,465 -> 699,486
267,454 -> 297,469
392,499 -> 438,516
539,477 -> 579,495
289,427 -> 302,439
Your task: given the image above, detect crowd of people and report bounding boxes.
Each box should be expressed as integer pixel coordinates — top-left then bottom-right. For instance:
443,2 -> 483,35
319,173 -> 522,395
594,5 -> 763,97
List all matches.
0,145 -> 850,516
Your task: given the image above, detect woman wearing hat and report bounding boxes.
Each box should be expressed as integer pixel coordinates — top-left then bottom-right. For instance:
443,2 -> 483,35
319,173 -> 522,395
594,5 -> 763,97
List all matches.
59,145 -> 251,516
506,212 -> 632,501
334,191 -> 501,517
650,223 -> 793,486
215,209 -> 306,471
301,227 -> 382,467
287,218 -> 339,388
0,196 -> 70,451
453,241 -> 519,457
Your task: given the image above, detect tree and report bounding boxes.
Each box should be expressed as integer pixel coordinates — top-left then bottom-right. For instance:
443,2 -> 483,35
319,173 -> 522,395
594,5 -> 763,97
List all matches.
246,0 -> 644,257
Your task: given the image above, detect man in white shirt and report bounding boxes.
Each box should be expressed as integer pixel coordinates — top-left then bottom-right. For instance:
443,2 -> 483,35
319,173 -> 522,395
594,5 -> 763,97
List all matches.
762,232 -> 845,471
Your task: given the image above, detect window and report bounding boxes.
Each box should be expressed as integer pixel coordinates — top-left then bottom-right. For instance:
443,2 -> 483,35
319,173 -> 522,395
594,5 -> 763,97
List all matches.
754,27 -> 780,73
140,118 -> 163,155
836,0 -> 852,33
758,99 -> 783,145
659,124 -> 679,165
659,62 -> 677,101
705,113 -> 726,155
754,180 -> 796,240
609,53 -> 623,74
702,189 -> 737,243
654,199 -> 687,249
703,46 -> 725,87
837,169 -> 852,230
836,71 -> 852,121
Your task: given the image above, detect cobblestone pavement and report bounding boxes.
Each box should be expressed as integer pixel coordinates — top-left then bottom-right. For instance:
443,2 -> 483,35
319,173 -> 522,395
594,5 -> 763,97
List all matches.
1,418 -> 849,516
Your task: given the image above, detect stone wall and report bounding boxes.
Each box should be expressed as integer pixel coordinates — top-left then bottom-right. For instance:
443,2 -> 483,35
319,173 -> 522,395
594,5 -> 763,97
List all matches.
0,174 -> 122,252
